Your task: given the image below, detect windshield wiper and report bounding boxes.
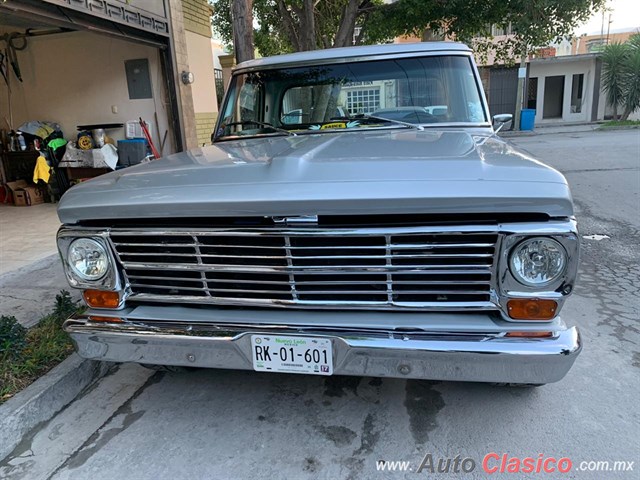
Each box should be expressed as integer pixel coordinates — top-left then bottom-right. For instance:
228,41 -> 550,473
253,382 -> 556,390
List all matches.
224,120 -> 296,137
358,115 -> 424,131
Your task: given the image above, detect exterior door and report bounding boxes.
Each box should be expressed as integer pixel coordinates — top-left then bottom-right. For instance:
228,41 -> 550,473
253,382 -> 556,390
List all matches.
543,75 -> 565,119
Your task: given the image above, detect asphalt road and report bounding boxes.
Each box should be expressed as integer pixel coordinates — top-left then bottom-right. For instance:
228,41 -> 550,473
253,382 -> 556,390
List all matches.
1,129 -> 639,480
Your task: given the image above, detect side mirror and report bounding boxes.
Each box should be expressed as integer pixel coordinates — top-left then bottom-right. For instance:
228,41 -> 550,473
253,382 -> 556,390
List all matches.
492,114 -> 513,133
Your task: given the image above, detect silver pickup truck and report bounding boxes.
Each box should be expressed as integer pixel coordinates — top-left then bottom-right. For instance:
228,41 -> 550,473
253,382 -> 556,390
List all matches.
57,42 -> 581,385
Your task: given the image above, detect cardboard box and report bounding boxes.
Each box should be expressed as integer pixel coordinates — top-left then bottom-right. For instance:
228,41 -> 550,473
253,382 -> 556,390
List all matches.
4,180 -> 45,206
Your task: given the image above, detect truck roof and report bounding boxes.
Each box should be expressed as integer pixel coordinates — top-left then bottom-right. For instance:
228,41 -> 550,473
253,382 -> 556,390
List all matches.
234,42 -> 471,72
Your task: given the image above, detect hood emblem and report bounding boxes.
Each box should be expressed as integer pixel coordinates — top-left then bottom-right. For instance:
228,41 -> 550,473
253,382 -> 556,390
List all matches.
272,215 -> 318,226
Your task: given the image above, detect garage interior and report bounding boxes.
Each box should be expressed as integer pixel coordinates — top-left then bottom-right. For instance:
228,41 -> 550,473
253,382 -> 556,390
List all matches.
0,0 -> 184,272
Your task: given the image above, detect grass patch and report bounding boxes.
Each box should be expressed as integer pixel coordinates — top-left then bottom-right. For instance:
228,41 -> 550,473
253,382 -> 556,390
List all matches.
598,120 -> 640,129
0,291 -> 83,404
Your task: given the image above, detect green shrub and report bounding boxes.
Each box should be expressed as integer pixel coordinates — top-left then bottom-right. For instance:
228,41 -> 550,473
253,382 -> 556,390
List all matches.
1,290 -> 82,402
0,315 -> 27,360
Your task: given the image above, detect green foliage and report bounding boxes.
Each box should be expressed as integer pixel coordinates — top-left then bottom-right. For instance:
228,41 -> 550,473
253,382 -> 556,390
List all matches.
210,0 -> 605,62
601,42 -> 630,119
622,35 -> 640,119
601,34 -> 640,121
598,119 -> 640,129
0,291 -> 82,403
54,290 -> 77,320
0,316 -> 27,360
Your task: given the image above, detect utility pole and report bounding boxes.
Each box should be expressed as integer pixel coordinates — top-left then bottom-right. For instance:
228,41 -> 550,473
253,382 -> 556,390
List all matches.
513,54 -> 527,131
231,0 -> 254,64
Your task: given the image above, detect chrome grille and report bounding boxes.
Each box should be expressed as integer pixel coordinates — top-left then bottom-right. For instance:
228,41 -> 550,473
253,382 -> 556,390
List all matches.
109,226 -> 499,310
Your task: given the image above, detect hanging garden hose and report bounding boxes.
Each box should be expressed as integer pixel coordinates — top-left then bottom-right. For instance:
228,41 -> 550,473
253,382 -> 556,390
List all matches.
0,32 -> 28,83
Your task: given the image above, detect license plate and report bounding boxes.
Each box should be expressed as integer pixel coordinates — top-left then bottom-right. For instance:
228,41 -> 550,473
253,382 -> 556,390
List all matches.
250,335 -> 333,375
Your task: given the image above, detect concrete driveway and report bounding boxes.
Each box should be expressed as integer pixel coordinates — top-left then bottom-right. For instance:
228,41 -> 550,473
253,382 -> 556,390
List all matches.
1,129 -> 638,479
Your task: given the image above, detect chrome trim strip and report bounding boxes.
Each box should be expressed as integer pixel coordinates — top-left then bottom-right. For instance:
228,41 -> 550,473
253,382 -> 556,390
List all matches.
126,294 -> 497,311
109,225 -> 500,236
120,262 -> 493,273
117,252 -> 494,259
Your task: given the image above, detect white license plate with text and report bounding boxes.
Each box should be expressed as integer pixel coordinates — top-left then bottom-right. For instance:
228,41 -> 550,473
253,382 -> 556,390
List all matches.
250,335 -> 333,375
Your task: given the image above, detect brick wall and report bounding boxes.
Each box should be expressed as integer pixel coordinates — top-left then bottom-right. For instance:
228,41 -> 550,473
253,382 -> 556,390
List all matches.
182,0 -> 212,37
195,112 -> 218,146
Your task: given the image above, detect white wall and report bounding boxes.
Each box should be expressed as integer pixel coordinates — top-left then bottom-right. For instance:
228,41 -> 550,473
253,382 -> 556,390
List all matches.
0,30 -> 175,154
529,58 -> 598,124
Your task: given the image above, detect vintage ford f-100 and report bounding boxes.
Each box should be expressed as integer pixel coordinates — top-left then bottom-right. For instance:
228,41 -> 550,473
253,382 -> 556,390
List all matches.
57,42 -> 580,385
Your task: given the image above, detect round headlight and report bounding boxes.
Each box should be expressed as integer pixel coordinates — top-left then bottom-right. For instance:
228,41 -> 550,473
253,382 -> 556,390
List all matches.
509,237 -> 567,287
68,238 -> 109,281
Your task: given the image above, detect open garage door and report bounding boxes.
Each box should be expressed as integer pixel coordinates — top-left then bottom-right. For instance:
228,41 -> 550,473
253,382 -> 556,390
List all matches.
0,0 -> 183,152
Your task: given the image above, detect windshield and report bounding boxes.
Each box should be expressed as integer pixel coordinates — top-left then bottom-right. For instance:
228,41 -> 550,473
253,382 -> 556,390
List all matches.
214,54 -> 487,140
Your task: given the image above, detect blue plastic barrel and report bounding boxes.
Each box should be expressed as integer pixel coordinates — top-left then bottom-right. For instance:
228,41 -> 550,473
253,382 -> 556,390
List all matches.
520,109 -> 536,131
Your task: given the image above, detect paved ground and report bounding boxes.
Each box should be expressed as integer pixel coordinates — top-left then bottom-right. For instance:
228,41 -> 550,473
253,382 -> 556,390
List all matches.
1,129 -> 638,479
0,203 -> 60,275
0,202 -> 71,326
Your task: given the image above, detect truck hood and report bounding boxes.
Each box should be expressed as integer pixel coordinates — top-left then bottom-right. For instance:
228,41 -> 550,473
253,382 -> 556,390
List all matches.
58,129 -> 573,224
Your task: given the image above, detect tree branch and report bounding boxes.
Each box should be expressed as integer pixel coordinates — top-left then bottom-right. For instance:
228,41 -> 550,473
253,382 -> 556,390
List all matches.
275,0 -> 301,51
333,0 -> 359,48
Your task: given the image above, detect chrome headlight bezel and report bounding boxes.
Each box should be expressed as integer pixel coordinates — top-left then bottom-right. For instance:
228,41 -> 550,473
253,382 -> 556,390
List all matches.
508,237 -> 568,287
495,220 -> 580,321
57,229 -> 121,291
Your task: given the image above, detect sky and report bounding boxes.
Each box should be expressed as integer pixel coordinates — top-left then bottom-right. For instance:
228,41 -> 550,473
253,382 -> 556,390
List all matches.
576,0 -> 640,36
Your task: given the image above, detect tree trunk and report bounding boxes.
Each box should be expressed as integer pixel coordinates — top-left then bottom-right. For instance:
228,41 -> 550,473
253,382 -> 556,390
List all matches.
231,0 -> 255,64
300,0 -> 316,51
612,103 -> 618,121
333,0 -> 360,48
620,105 -> 631,121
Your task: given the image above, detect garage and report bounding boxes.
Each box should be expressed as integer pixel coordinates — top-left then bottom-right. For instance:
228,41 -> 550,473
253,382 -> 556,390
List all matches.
0,0 -> 190,272
0,0 -> 182,206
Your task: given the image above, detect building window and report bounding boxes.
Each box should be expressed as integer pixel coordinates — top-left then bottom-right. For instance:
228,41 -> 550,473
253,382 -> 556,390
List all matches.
586,39 -> 605,52
527,77 -> 538,110
353,26 -> 362,45
491,23 -> 513,36
346,88 -> 380,115
571,73 -> 584,113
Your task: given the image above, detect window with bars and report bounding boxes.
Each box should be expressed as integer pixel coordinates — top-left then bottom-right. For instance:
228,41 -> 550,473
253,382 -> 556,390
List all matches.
346,88 -> 381,115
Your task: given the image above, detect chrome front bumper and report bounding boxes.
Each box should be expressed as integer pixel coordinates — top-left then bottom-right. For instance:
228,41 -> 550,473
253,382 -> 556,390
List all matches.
64,309 -> 581,384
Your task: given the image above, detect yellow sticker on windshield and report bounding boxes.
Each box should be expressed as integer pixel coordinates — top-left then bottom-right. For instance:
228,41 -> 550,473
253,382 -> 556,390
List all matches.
320,122 -> 347,129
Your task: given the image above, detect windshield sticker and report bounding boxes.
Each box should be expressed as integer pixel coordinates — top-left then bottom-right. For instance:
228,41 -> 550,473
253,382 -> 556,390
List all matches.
308,120 -> 361,130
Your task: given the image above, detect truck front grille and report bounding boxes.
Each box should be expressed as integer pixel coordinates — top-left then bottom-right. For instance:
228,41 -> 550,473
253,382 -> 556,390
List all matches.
109,226 -> 499,310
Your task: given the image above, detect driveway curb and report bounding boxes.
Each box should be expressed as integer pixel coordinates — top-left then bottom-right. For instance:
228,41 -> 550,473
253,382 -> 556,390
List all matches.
0,354 -> 112,461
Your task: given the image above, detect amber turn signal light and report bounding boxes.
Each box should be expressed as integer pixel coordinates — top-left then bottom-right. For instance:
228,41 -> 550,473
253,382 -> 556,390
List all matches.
507,299 -> 557,320
83,290 -> 120,309
88,315 -> 123,323
505,331 -> 553,338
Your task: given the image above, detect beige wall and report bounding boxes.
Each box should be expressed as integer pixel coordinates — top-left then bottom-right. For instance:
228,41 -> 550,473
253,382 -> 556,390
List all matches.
185,30 -> 217,114
573,31 -> 637,55
0,29 -> 175,155
183,5 -> 218,146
